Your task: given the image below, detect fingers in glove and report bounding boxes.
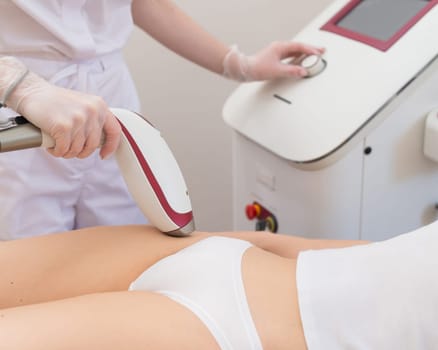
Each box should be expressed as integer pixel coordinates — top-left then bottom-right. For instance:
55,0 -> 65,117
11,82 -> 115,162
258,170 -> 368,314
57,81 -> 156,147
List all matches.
64,130 -> 87,159
45,121 -> 74,157
279,63 -> 309,78
278,41 -> 325,59
99,111 -> 121,160
76,106 -> 107,159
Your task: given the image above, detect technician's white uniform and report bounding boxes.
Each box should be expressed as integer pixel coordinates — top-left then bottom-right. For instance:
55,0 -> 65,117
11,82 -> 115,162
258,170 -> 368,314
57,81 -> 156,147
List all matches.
0,1 -> 147,240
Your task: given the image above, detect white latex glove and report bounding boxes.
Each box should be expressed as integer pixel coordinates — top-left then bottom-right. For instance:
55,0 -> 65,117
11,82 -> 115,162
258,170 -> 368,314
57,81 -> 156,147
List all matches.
0,56 -> 121,159
223,41 -> 325,82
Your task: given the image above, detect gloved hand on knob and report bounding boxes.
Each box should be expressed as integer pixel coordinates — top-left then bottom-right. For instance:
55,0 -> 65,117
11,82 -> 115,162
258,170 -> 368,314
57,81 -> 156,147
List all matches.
222,41 -> 325,82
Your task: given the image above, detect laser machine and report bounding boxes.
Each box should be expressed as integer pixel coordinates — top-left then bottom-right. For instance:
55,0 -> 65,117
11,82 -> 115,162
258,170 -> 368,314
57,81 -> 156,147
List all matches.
223,0 -> 438,241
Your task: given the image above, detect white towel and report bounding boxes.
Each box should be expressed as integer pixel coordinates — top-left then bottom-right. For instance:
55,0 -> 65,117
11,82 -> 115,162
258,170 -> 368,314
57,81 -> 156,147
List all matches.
297,220 -> 438,350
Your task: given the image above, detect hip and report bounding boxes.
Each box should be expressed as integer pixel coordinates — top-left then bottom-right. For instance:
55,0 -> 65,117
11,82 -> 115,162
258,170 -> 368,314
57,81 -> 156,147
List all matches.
243,247 -> 307,350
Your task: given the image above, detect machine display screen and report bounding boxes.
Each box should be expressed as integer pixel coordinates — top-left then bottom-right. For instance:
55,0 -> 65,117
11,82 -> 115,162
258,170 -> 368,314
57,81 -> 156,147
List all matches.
336,0 -> 430,41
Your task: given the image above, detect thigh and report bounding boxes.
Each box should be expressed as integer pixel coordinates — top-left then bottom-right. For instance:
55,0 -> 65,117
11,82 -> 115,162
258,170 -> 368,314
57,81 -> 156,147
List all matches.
0,291 -> 220,350
0,226 -> 207,309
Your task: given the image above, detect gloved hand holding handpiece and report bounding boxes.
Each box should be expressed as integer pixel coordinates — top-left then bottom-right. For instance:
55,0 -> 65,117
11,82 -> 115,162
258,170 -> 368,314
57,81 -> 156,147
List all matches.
0,56 -> 120,159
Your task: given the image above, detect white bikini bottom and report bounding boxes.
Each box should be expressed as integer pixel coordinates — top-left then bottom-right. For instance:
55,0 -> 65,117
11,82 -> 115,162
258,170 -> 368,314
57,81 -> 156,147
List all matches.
129,236 -> 263,350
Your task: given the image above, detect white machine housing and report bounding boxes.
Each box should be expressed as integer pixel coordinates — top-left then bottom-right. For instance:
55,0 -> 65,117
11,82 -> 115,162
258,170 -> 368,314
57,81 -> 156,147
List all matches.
223,0 -> 438,241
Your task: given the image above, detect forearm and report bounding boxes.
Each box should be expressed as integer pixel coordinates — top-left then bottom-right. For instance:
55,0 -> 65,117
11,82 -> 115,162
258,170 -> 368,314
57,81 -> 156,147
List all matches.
0,56 -> 32,110
132,0 -> 229,74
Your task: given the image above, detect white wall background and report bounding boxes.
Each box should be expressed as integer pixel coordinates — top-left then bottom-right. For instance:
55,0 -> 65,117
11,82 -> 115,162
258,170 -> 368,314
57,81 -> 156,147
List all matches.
124,0 -> 333,231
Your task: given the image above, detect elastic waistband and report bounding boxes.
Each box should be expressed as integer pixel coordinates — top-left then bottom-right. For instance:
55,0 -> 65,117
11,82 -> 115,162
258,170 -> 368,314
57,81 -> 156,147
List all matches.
11,51 -> 124,83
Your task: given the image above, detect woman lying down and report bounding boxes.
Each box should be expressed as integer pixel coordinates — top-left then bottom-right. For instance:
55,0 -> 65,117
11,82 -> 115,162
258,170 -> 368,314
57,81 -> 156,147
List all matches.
0,221 -> 437,350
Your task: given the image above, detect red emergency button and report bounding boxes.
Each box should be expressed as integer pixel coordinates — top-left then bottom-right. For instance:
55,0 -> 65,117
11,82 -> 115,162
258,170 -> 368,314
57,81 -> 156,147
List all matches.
246,203 -> 261,220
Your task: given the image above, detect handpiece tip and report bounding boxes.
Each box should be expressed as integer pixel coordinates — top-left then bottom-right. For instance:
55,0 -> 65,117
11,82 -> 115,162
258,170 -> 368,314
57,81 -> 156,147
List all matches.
164,219 -> 196,237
